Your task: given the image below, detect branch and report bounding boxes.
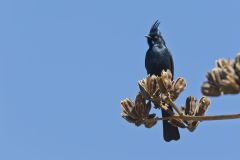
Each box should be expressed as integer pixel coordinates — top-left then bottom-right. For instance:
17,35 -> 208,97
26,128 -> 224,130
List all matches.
166,93 -> 183,116
156,113 -> 240,121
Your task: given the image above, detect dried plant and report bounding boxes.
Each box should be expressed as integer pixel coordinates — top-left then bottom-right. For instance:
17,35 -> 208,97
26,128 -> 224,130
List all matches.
121,54 -> 240,140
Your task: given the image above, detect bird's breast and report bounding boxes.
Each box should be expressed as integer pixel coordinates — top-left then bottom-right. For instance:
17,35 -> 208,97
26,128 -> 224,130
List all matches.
145,47 -> 171,76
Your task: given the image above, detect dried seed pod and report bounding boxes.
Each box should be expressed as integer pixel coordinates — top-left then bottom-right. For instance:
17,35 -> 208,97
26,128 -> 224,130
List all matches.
160,70 -> 173,91
206,71 -> 217,84
183,96 -> 197,129
138,75 -> 160,99
144,114 -> 157,128
147,75 -> 159,96
224,65 -> 236,76
201,82 -> 221,96
220,78 -> 240,94
121,98 -> 135,116
195,97 -> 211,116
165,69 -> 173,80
138,79 -> 151,100
185,96 -> 196,116
134,93 -> 151,118
157,77 -> 168,94
216,59 -> 233,69
212,68 -> 222,86
171,77 -> 186,100
121,93 -> 154,127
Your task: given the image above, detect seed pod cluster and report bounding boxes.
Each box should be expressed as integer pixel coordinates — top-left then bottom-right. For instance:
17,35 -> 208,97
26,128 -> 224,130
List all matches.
202,53 -> 240,96
138,70 -> 186,101
181,96 -> 211,131
121,93 -> 157,128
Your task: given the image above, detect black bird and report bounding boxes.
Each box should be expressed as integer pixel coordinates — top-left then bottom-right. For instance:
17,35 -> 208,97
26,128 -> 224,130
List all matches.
145,20 -> 180,142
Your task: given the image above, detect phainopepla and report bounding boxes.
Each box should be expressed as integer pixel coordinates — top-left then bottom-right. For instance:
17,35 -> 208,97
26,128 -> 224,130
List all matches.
145,20 -> 180,142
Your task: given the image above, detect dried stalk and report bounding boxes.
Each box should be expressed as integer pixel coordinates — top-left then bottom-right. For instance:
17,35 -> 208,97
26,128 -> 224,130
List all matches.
166,93 -> 183,116
156,113 -> 240,121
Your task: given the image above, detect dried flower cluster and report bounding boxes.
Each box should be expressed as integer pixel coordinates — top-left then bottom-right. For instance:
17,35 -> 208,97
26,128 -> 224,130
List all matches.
138,70 -> 186,102
121,70 -> 210,132
202,53 -> 240,96
121,93 -> 157,128
180,96 -> 210,131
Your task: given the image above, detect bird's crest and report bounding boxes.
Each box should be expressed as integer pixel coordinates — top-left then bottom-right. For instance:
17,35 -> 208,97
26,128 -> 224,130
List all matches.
149,20 -> 161,36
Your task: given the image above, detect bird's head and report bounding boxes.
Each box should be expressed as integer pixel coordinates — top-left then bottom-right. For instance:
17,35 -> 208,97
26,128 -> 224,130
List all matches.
145,20 -> 165,47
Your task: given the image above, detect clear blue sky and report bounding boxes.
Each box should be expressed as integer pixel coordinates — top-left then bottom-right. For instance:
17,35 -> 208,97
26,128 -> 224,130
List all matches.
0,0 -> 240,160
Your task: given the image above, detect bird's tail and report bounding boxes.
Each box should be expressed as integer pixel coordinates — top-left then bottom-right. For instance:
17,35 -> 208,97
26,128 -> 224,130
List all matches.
161,107 -> 180,142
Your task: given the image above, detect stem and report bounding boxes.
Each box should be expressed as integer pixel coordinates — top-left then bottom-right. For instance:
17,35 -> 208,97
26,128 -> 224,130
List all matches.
166,93 -> 183,116
156,113 -> 240,121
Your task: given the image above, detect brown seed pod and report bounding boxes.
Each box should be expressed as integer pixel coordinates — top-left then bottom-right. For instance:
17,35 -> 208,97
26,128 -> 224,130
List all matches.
185,96 -> 196,116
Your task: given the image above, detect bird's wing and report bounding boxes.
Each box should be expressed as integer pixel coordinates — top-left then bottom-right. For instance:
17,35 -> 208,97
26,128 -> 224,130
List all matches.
169,52 -> 174,79
145,50 -> 151,74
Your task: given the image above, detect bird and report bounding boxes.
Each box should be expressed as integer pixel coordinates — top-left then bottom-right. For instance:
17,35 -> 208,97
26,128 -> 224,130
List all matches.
145,20 -> 180,142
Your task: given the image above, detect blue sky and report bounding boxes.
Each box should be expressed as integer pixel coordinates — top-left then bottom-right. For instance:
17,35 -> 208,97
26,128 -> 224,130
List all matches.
0,0 -> 240,159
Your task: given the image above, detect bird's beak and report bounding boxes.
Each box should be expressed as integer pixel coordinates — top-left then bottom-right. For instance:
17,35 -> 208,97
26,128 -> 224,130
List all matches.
144,35 -> 152,39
